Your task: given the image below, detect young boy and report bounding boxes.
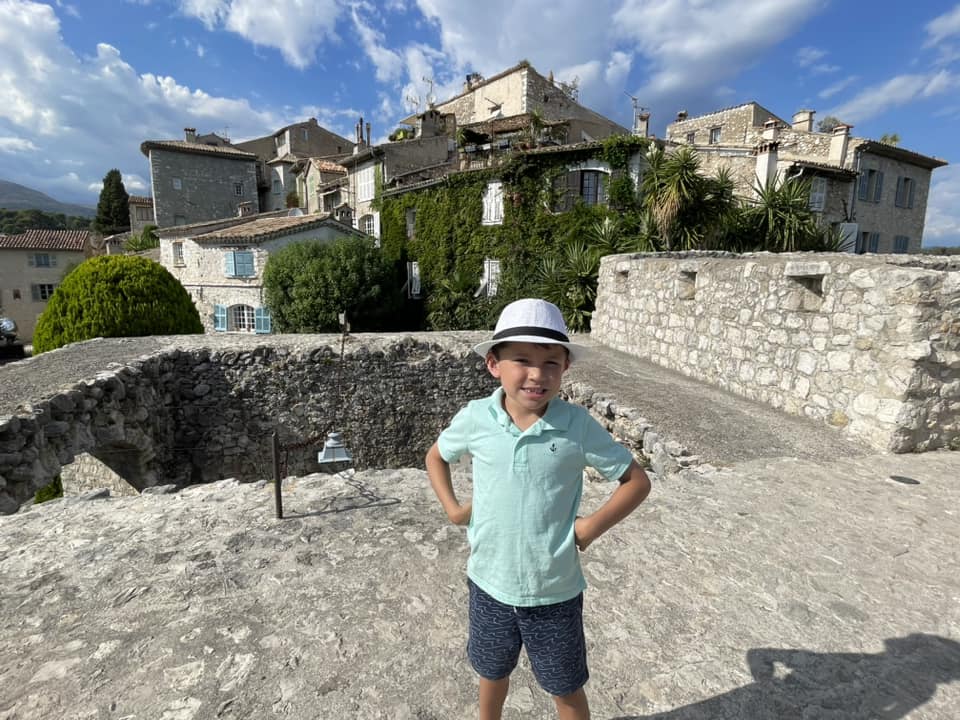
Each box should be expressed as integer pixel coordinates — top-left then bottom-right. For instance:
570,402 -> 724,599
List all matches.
426,298 -> 651,720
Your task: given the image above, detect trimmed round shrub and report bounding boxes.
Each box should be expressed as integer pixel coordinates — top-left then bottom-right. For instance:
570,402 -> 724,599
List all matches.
33,255 -> 203,353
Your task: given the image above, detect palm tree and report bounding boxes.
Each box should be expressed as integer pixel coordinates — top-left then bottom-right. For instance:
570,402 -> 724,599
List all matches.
639,146 -> 735,250
737,178 -> 830,252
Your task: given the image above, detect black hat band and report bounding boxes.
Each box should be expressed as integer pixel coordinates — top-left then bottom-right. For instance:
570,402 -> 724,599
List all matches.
492,326 -> 569,343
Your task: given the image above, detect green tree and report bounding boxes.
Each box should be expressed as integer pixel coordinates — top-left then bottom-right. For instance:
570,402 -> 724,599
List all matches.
32,255 -> 202,353
817,115 -> 842,133
639,145 -> 736,250
725,178 -> 835,252
879,133 -> 901,146
285,190 -> 300,209
263,237 -> 403,332
93,169 -> 130,235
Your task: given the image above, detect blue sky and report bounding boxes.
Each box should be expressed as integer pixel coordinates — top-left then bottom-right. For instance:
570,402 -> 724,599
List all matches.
1,0 -> 959,246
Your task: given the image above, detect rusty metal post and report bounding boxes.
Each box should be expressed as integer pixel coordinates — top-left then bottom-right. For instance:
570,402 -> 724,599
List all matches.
272,431 -> 283,519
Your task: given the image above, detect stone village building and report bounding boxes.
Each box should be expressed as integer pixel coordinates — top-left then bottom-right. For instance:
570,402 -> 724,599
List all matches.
141,130 -> 259,228
232,118 -> 352,214
141,121 -> 352,229
0,229 -> 89,342
157,212 -> 368,334
127,195 -> 155,235
327,61 -> 633,244
666,103 -> 948,253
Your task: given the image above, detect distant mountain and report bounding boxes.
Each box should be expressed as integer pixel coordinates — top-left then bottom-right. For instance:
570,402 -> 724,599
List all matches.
0,180 -> 96,218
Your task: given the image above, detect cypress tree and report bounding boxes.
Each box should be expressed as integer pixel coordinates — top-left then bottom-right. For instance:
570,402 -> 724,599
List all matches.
93,168 -> 130,235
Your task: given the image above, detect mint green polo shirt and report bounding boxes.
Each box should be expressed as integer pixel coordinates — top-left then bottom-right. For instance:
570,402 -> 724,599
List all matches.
437,388 -> 634,607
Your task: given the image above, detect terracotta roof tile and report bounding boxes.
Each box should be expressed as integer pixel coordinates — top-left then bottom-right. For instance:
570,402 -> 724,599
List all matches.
0,229 -> 89,251
128,195 -> 153,205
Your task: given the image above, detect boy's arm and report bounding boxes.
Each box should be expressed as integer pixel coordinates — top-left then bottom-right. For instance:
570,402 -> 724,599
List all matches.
575,460 -> 650,551
426,442 -> 472,526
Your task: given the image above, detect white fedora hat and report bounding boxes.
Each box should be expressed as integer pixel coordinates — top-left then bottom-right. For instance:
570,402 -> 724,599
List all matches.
473,298 -> 588,362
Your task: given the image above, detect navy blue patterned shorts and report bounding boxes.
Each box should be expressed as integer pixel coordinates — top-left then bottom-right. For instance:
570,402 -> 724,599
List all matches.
467,579 -> 588,697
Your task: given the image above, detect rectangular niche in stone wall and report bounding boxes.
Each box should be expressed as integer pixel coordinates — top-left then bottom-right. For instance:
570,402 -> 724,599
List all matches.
784,261 -> 829,313
614,261 -> 630,293
677,270 -> 697,300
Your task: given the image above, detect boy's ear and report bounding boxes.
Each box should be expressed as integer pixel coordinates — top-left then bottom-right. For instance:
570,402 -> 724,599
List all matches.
485,352 -> 501,378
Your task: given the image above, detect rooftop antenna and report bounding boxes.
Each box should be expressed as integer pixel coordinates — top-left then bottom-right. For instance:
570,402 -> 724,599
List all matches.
624,91 -> 648,135
405,93 -> 422,113
422,75 -> 435,105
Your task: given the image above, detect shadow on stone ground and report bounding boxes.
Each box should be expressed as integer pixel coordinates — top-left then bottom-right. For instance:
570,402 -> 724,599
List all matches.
611,634 -> 960,719
2,452 -> 960,718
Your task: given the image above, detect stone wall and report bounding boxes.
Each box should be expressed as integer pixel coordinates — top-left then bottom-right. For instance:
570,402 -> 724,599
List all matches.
592,252 -> 960,452
0,336 -> 499,513
0,332 -> 685,513
149,149 -> 258,227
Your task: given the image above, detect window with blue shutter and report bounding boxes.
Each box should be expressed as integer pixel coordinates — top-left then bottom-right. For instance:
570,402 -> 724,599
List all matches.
234,251 -> 255,277
893,235 -> 909,253
895,177 -> 916,209
873,171 -> 883,203
868,232 -> 880,253
255,307 -> 272,334
224,251 -> 255,277
214,304 -> 227,331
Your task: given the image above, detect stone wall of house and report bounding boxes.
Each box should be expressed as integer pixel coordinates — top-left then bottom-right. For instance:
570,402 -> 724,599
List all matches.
162,228 -> 351,332
0,248 -> 85,342
848,146 -> 932,253
149,149 -> 258,227
593,252 -> 960,452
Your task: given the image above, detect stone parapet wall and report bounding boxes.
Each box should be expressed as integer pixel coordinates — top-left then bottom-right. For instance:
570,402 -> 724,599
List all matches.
593,252 -> 960,452
0,335 -> 499,513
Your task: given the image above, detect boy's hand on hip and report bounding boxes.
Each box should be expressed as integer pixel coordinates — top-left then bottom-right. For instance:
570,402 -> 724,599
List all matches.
448,502 -> 472,526
574,516 -> 597,552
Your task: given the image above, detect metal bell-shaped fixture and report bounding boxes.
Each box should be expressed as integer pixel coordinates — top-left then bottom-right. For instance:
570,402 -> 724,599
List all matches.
317,431 -> 352,465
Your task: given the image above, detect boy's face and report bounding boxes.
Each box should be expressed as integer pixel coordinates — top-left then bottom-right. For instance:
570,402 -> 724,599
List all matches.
486,342 -> 570,420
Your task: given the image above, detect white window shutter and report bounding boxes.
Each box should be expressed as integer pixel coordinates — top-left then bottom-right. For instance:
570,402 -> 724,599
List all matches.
372,211 -> 381,239
488,258 -> 501,296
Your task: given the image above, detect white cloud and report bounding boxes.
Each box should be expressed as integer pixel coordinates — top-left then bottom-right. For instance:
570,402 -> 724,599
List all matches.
795,46 -> 827,67
924,4 -> 960,47
924,164 -> 960,247
827,70 -> 960,124
0,136 -> 39,153
350,2 -> 403,83
819,75 -> 859,100
0,1 -> 338,203
176,0 -> 342,69
409,0 -> 825,129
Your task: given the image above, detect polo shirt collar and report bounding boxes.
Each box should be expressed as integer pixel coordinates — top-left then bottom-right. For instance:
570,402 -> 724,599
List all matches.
488,387 -> 572,435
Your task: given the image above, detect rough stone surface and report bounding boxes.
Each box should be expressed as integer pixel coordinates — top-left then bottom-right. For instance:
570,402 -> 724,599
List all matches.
2,450 -> 959,719
594,252 -> 960,453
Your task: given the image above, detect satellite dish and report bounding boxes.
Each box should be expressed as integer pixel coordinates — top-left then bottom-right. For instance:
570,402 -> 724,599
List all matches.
287,208 -> 304,217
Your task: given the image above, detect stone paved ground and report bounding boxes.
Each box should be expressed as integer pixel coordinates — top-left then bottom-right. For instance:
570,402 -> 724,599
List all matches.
2,448 -> 959,719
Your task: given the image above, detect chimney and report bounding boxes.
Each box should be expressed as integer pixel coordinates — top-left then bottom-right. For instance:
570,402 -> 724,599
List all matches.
828,123 -> 852,167
365,122 -> 371,148
755,139 -> 780,191
791,109 -> 815,133
762,119 -> 779,142
635,111 -> 650,138
184,127 -> 197,143
676,110 -> 688,122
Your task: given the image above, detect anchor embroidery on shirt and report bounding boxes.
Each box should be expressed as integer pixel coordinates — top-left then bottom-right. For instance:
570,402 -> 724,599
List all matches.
549,442 -> 557,454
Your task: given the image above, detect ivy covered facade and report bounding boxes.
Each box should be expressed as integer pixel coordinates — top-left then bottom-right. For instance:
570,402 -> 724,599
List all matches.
378,136 -> 651,330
